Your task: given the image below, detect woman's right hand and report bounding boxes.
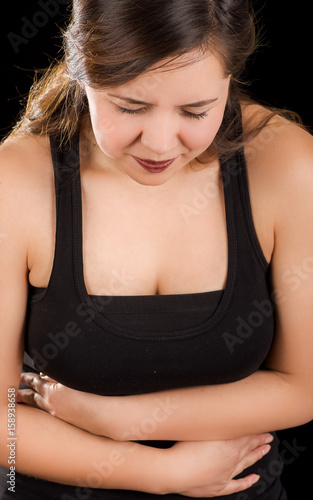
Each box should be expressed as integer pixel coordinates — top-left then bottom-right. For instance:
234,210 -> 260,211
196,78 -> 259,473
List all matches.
164,433 -> 273,497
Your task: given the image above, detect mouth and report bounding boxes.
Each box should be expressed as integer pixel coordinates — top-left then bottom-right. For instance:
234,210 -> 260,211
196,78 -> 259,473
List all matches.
132,156 -> 176,174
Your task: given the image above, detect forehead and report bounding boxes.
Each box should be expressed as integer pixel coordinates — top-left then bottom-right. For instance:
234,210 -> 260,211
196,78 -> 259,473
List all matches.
108,51 -> 228,103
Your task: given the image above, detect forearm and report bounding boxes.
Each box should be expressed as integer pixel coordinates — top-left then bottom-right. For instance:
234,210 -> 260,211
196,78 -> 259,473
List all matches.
0,404 -> 168,494
21,369 -> 313,443
107,370 -> 313,442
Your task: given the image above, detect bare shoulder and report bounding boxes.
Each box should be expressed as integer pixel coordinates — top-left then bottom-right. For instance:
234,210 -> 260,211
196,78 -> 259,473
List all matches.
0,133 -> 53,187
242,102 -> 313,179
239,102 -> 313,263
242,102 -> 313,220
0,133 -> 54,265
0,133 -> 54,214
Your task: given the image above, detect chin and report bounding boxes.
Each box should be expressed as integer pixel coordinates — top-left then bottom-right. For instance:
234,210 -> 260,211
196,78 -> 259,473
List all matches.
131,176 -> 171,187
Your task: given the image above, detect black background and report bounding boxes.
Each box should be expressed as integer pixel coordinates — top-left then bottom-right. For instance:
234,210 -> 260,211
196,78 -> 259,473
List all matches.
1,1 -> 312,498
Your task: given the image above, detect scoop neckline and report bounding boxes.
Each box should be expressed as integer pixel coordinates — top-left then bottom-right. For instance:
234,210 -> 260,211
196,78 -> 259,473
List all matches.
71,149 -> 237,340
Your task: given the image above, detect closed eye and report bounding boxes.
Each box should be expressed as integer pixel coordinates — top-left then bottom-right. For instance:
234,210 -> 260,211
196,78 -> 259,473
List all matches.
115,105 -> 208,120
115,105 -> 146,115
182,110 -> 208,120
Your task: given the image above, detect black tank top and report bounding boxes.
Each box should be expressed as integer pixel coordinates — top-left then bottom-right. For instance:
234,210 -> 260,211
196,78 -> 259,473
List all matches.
17,109 -> 286,499
25,133 -> 275,395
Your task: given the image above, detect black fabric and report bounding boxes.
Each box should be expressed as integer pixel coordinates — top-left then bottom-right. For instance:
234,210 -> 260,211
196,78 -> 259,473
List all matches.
0,106 -> 287,498
0,468 -> 287,500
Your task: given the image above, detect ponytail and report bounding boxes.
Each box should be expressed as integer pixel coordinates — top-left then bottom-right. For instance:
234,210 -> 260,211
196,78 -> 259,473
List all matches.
9,60 -> 87,144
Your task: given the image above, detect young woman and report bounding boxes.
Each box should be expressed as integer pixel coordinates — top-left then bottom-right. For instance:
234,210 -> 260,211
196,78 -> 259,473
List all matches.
1,0 -> 313,499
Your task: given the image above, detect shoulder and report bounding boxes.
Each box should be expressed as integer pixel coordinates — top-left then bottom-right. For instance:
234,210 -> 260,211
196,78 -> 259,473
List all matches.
0,133 -> 54,259
0,133 -> 54,207
0,132 -> 52,182
238,102 -> 313,264
242,102 -> 313,223
241,102 -> 313,179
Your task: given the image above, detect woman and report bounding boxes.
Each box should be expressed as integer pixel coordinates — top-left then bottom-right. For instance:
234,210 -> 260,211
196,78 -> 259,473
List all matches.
1,0 -> 313,498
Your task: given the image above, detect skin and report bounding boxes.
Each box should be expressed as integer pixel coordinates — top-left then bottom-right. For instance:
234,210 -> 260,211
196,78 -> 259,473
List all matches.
83,52 -> 230,188
1,49 -> 313,495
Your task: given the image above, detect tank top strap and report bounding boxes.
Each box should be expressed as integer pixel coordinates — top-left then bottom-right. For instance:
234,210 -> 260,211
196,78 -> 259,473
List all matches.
222,103 -> 269,273
48,134 -> 80,291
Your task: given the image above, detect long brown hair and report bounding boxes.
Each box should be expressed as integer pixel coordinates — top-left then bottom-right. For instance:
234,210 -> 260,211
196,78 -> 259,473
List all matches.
6,0 -> 301,161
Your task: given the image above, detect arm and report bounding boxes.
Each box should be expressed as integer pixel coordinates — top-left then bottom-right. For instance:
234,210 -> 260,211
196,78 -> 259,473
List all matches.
3,405 -> 270,496
19,122 -> 313,442
2,404 -> 169,493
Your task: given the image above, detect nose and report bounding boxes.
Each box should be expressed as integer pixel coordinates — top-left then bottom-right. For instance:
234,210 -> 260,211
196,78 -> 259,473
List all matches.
140,111 -> 181,157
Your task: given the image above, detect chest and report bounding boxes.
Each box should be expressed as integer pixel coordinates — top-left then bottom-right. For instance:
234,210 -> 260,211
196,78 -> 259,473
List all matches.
26,141 -> 276,396
28,165 -> 229,296
81,170 -> 228,296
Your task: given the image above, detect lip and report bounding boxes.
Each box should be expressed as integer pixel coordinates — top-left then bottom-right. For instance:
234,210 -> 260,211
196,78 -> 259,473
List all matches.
132,156 -> 176,173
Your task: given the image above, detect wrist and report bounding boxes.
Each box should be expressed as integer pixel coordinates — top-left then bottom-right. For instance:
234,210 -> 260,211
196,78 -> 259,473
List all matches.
60,392 -> 117,438
140,446 -> 175,495
154,445 -> 196,495
114,442 -> 174,495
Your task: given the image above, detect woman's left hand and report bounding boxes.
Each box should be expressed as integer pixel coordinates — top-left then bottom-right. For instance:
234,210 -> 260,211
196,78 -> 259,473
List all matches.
17,372 -> 110,436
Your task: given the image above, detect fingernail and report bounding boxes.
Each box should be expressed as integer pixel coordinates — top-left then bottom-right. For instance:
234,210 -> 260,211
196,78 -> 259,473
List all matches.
262,445 -> 271,456
265,435 -> 274,444
252,475 -> 260,484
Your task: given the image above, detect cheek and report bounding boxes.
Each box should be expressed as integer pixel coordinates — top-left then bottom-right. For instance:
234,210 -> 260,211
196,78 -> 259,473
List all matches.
90,110 -> 139,157
182,109 -> 226,152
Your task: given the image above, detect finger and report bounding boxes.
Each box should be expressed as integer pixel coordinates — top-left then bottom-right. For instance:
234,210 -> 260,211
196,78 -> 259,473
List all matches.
234,444 -> 271,477
20,372 -> 51,397
247,433 -> 273,451
17,388 -> 51,413
39,373 -> 58,383
20,372 -> 40,388
179,474 -> 260,497
218,474 -> 260,496
17,388 -> 36,405
235,433 -> 273,461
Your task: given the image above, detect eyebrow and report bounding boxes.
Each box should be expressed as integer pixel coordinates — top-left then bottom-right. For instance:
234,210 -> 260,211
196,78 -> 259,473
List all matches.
108,94 -> 218,108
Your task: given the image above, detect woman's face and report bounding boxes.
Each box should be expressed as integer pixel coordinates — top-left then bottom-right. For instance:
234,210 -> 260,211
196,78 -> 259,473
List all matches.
84,51 -> 231,186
